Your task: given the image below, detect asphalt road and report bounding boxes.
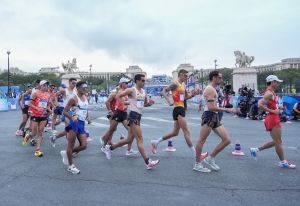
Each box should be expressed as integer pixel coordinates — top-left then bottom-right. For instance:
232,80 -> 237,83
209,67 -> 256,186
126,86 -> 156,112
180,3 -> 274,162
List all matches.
0,97 -> 299,206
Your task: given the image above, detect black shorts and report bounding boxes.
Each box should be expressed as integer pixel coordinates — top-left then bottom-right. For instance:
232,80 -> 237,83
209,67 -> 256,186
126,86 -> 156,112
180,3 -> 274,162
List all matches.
22,107 -> 29,115
201,111 -> 222,129
112,109 -> 128,123
54,107 -> 64,115
127,111 -> 142,126
30,116 -> 47,123
173,107 -> 186,120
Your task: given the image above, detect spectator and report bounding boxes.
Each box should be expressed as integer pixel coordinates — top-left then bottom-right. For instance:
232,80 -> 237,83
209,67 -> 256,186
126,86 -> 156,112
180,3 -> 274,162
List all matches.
292,101 -> 300,120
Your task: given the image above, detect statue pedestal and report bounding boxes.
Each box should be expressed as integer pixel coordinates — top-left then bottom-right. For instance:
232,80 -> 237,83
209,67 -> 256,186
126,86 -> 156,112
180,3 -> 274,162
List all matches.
61,73 -> 81,87
233,67 -> 257,94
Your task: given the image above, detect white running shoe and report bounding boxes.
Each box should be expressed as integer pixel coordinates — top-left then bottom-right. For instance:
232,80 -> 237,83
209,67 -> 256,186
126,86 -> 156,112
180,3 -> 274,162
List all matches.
100,147 -> 106,154
105,145 -> 112,159
146,159 -> 160,170
125,149 -> 139,156
67,164 -> 80,174
193,162 -> 211,173
204,156 -> 220,171
278,161 -> 296,169
60,150 -> 69,165
150,140 -> 158,154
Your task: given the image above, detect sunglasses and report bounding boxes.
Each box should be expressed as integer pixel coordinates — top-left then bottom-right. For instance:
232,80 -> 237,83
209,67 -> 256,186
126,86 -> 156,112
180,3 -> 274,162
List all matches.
71,82 -> 76,85
141,79 -> 145,83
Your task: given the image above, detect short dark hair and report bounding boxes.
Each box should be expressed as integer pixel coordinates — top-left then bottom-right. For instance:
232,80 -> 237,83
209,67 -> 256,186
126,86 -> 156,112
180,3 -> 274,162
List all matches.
178,69 -> 188,77
35,79 -> 41,84
76,81 -> 86,88
209,70 -> 220,81
134,74 -> 145,83
69,78 -> 77,82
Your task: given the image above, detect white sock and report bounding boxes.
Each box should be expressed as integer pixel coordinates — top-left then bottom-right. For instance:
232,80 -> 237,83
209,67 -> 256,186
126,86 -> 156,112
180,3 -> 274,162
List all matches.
157,137 -> 163,144
190,146 -> 196,157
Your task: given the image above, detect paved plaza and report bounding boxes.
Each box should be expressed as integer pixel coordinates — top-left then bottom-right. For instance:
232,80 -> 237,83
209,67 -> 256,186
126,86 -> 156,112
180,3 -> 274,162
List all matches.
0,98 -> 299,206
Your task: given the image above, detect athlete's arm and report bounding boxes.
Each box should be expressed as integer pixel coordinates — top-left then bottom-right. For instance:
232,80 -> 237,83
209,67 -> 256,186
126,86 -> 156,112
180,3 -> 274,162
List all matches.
105,92 -> 116,111
162,83 -> 177,106
144,95 -> 154,107
185,89 -> 199,100
205,87 -> 235,113
64,97 -> 77,122
18,93 -> 24,109
258,92 -> 280,114
116,88 -> 133,106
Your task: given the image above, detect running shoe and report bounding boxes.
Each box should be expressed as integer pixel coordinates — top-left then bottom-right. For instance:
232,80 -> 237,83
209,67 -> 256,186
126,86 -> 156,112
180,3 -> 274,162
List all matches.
193,162 -> 211,173
22,134 -> 30,146
68,164 -> 80,174
125,149 -> 139,156
200,152 -> 208,161
278,161 -> 296,169
105,145 -> 112,159
204,156 -> 220,171
15,130 -> 23,136
30,139 -> 37,146
146,159 -> 160,170
100,147 -> 106,154
60,150 -> 69,165
249,147 -> 259,160
150,140 -> 158,154
34,149 -> 44,157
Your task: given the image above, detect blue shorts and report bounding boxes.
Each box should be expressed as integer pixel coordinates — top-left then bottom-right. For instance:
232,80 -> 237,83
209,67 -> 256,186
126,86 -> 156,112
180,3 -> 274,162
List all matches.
54,107 -> 64,115
65,120 -> 86,135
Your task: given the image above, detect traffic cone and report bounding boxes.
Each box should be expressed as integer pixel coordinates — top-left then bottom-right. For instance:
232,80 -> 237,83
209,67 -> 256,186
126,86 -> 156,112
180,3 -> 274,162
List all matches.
163,139 -> 176,152
232,140 -> 245,156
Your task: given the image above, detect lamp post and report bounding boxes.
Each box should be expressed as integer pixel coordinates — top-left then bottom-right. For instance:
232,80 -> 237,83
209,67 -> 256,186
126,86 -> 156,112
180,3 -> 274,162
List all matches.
214,59 -> 217,70
7,51 -> 11,97
89,64 -> 92,90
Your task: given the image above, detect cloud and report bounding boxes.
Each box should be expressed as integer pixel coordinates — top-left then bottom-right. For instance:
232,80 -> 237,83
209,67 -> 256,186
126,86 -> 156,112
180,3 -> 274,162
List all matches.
0,0 -> 299,75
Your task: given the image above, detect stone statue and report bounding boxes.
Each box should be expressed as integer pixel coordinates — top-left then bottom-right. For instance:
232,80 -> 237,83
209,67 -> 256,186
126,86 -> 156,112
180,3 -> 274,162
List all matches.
62,58 -> 79,73
234,51 -> 255,68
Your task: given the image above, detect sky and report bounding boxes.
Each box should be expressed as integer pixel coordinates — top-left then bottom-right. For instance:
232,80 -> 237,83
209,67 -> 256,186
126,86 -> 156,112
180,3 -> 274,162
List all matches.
0,0 -> 299,76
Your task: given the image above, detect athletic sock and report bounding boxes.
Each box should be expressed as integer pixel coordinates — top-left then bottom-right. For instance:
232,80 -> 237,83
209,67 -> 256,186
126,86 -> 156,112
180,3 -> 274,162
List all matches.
190,146 -> 196,157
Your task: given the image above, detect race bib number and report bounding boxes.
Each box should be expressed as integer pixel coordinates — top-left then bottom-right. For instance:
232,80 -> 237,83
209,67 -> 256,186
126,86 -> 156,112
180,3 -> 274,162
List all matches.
78,109 -> 87,120
180,93 -> 185,101
38,100 -> 48,108
137,99 -> 144,109
24,100 -> 30,106
57,101 -> 63,107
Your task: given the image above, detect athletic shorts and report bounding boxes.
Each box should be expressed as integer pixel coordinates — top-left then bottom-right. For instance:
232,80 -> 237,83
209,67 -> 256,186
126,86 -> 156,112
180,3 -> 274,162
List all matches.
127,111 -> 142,126
264,114 -> 281,132
172,107 -> 186,120
54,106 -> 64,115
65,120 -> 86,135
112,109 -> 128,123
30,116 -> 47,123
201,111 -> 222,129
22,107 -> 29,115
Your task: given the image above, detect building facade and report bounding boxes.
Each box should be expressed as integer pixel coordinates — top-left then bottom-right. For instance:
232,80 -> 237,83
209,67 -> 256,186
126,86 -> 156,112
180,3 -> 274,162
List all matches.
253,58 -> 300,73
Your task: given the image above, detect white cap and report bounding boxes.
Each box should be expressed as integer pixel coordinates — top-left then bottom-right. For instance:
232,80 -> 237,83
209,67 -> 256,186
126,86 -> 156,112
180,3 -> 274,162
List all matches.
266,75 -> 283,83
39,80 -> 49,86
119,77 -> 131,84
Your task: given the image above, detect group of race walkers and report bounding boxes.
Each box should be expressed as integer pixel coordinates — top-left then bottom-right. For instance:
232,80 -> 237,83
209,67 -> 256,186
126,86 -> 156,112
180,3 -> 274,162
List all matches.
16,70 -> 296,175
